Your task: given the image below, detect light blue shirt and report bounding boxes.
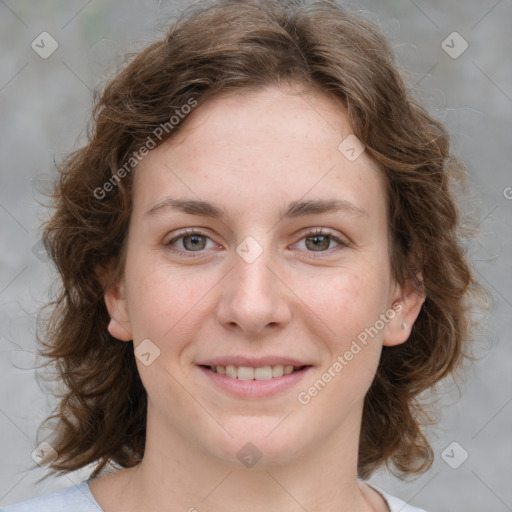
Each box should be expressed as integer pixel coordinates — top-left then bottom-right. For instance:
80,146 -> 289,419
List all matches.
1,480 -> 428,511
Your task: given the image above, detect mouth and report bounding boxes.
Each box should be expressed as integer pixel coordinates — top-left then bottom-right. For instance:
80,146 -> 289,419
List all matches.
199,364 -> 310,380
196,355 -> 314,398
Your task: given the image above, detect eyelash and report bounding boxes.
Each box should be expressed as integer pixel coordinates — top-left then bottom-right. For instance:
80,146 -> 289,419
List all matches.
164,228 -> 349,259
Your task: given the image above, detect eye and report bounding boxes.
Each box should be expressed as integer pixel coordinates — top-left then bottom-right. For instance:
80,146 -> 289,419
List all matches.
164,227 -> 349,259
165,229 -> 217,258
294,228 -> 348,254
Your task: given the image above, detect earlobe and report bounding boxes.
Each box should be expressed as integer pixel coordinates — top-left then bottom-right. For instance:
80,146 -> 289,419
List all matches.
97,264 -> 133,342
383,274 -> 426,347
107,315 -> 133,342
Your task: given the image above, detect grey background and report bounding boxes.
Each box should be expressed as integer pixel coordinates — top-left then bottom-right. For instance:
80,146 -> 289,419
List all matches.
1,1 -> 511,510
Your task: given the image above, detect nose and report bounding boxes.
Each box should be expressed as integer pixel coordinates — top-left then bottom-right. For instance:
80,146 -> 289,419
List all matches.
216,243 -> 292,338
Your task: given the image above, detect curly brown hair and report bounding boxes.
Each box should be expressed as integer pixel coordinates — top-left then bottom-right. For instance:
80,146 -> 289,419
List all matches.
35,0 -> 485,482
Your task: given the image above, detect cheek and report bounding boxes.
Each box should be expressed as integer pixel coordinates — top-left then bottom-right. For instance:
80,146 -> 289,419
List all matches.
125,258 -> 216,344
290,261 -> 390,347
295,269 -> 388,410
123,262 -> 212,402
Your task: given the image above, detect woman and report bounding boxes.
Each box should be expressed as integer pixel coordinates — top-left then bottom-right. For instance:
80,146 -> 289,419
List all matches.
4,0 -> 483,510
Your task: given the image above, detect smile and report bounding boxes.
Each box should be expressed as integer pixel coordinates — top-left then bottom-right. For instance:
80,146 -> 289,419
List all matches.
204,364 -> 307,380
198,364 -> 313,398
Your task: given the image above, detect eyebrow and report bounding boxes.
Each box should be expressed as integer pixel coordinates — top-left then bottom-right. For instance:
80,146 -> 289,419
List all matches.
145,197 -> 368,220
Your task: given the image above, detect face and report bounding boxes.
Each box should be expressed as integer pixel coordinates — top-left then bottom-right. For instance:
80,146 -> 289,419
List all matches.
104,84 -> 423,468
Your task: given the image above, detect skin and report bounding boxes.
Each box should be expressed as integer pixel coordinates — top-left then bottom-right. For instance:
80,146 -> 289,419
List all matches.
92,84 -> 425,512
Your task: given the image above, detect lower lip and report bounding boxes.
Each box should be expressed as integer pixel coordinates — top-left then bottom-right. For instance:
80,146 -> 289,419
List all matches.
197,366 -> 312,398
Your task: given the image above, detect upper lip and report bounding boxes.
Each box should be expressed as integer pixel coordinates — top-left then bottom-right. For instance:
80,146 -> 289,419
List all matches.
196,356 -> 312,368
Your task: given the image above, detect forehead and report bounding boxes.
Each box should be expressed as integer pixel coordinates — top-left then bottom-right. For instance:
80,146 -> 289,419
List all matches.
167,85 -> 352,152
132,85 -> 387,221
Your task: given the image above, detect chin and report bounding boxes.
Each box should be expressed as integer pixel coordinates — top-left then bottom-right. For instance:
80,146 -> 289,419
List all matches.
203,415 -> 308,469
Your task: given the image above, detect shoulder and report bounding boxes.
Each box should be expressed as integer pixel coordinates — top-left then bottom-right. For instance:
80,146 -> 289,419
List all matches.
365,481 -> 430,512
1,481 -> 102,512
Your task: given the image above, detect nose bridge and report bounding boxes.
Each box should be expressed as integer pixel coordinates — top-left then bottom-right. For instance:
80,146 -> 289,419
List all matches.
235,247 -> 273,299
218,235 -> 290,334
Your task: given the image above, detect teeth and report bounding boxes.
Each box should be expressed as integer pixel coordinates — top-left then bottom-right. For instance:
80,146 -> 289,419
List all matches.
226,365 -> 237,378
271,365 -> 284,378
209,364 -> 304,380
238,366 -> 254,380
254,366 -> 273,380
283,365 -> 294,375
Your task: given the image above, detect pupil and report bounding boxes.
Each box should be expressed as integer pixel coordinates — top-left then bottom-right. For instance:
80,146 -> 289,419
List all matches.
308,235 -> 329,251
185,235 -> 205,250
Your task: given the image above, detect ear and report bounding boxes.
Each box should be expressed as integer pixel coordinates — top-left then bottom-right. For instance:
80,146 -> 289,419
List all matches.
96,263 -> 133,342
382,272 -> 426,347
